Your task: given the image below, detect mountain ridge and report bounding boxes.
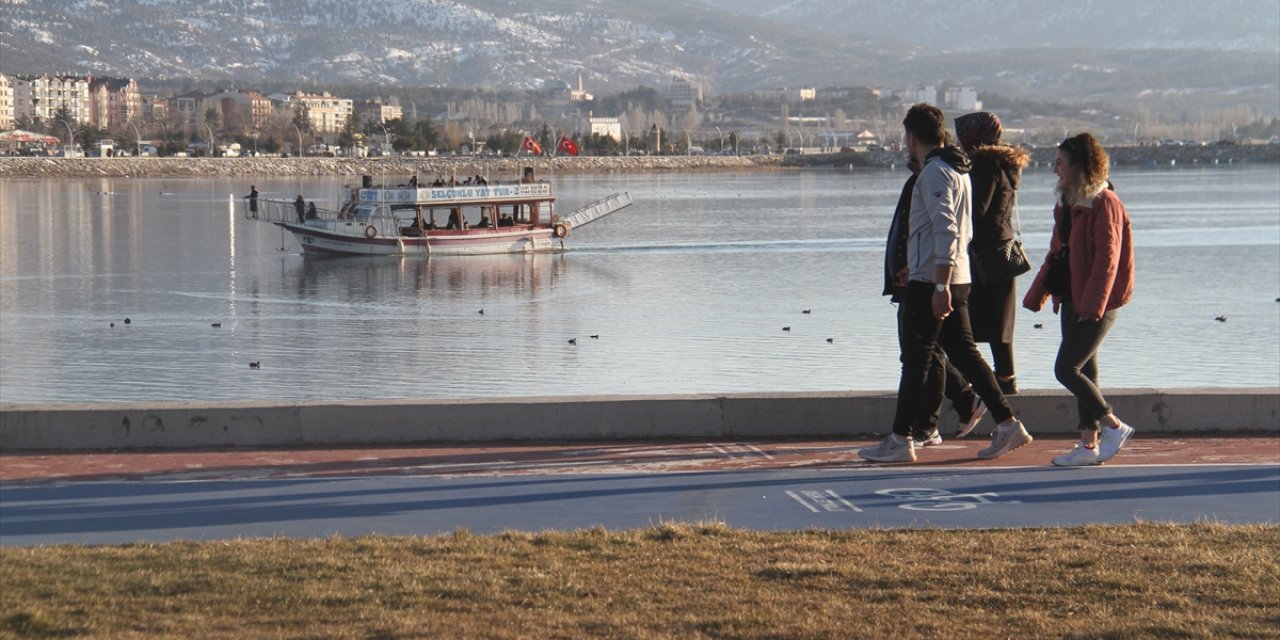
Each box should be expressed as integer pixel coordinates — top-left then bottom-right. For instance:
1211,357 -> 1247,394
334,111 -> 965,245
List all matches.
0,0 -> 1276,117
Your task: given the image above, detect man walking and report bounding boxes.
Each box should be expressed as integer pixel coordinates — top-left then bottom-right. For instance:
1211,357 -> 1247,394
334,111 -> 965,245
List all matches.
859,104 -> 1030,463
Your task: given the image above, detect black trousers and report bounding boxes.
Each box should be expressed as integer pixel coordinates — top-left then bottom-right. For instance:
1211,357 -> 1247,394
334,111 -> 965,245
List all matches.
893,282 -> 1015,437
1056,302 -> 1118,431
896,300 -> 977,436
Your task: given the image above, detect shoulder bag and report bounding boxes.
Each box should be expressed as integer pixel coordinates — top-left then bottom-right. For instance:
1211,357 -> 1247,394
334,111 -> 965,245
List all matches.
972,195 -> 1033,284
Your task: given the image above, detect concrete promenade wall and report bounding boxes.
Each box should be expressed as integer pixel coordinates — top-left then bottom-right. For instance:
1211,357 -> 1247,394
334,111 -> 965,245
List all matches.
2,388 -> 1276,451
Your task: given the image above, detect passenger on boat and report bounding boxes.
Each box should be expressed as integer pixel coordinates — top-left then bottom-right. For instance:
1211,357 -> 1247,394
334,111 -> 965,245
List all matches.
294,195 -> 306,222
305,202 -> 318,220
522,167 -> 535,183
476,213 -> 490,228
445,209 -> 462,230
431,176 -> 445,187
474,175 -> 488,186
244,185 -> 259,217
408,175 -> 418,188
498,213 -> 514,227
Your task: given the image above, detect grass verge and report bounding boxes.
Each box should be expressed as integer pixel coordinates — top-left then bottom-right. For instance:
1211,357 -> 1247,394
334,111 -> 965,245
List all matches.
2,522 -> 1278,639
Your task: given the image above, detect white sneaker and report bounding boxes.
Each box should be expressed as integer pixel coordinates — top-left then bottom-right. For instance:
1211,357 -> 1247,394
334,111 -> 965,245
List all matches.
858,434 -> 917,463
977,419 -> 1032,460
955,398 -> 987,439
919,428 -> 943,447
1098,421 -> 1135,462
1052,442 -> 1100,467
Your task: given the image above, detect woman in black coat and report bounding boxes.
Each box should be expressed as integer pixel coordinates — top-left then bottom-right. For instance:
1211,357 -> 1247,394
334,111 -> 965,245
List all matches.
955,112 -> 1030,394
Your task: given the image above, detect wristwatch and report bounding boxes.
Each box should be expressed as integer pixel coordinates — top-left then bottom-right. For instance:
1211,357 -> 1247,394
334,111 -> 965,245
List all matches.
935,283 -> 947,293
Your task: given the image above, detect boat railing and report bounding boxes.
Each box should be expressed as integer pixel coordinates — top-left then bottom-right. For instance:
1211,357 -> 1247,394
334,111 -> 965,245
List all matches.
243,198 -> 341,224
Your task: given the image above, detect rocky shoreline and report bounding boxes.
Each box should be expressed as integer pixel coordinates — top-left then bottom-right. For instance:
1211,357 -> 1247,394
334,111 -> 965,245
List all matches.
0,155 -> 785,179
1,143 -> 1275,178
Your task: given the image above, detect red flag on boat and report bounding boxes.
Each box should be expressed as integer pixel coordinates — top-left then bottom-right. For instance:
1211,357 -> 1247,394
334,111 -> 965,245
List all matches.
521,135 -> 542,156
557,135 -> 579,157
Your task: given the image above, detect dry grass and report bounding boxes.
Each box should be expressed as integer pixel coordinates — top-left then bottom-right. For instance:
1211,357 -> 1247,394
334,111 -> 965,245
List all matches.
2,523 -> 1278,639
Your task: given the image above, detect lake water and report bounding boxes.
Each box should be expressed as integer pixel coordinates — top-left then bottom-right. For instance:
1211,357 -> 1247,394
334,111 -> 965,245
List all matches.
1,164 -> 1278,405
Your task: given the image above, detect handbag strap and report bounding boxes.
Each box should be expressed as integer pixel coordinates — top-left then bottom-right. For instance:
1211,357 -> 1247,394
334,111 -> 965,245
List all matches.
1012,192 -> 1023,238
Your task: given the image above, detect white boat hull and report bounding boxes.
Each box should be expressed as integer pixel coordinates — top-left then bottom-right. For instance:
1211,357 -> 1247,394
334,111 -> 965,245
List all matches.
280,222 -> 561,256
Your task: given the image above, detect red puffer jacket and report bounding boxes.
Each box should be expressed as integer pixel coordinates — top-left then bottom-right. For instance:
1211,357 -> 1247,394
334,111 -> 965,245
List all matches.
1024,188 -> 1134,320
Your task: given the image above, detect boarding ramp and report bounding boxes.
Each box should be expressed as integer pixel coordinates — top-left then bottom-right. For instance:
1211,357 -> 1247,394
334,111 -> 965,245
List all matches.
557,191 -> 633,230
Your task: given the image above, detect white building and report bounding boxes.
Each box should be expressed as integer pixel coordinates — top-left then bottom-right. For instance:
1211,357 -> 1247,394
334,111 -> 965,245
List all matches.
586,114 -> 622,142
905,84 -> 937,105
290,92 -> 354,133
11,74 -> 91,124
752,87 -> 815,103
942,84 -> 982,112
0,73 -> 13,130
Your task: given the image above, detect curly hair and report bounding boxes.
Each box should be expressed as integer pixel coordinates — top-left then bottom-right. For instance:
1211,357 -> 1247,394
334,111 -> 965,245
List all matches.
1058,133 -> 1110,203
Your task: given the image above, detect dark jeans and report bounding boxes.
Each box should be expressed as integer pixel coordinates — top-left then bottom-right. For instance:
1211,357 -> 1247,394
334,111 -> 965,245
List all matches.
989,342 -> 1015,378
896,300 -> 978,436
893,282 -> 1015,437
1056,302 -> 1118,431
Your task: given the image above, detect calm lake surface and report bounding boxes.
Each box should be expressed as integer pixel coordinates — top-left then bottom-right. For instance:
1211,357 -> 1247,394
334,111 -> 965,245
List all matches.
1,164 -> 1278,405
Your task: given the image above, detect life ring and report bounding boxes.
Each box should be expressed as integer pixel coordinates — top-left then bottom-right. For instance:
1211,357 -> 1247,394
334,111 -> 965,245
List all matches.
553,223 -> 570,238
364,225 -> 377,239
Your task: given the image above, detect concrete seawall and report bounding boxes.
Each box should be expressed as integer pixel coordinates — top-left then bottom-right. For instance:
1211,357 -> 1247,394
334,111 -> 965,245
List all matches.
2,388 -> 1276,451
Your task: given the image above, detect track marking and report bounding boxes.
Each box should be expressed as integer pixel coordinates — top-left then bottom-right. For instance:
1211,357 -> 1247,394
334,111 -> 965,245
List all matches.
785,490 -> 820,512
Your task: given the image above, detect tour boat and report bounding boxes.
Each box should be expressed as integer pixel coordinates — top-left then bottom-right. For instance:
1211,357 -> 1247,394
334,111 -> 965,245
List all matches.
244,173 -> 632,256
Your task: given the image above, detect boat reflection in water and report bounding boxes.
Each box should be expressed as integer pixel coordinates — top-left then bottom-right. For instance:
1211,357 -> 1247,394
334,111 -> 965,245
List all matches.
288,252 -> 572,300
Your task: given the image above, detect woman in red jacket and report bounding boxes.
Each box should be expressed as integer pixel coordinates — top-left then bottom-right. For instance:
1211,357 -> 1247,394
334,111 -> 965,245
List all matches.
1023,133 -> 1136,466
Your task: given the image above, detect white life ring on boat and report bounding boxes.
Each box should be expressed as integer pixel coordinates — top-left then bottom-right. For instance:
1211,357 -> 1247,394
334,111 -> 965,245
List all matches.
553,222 -> 570,238
364,225 -> 377,239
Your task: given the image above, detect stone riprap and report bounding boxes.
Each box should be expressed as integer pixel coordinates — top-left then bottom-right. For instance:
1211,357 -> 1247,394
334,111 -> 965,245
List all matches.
2,143 -> 1275,179
0,155 -> 785,179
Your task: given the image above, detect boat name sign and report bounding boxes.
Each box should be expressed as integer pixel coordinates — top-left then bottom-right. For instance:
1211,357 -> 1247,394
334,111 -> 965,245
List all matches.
359,183 -> 552,204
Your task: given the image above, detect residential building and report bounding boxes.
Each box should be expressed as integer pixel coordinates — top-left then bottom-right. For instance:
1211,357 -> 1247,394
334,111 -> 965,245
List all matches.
12,74 -> 91,124
203,89 -> 274,130
942,84 -> 981,112
905,84 -> 937,105
170,90 -> 210,137
88,77 -> 141,129
355,99 -> 402,125
665,77 -> 704,110
290,91 -> 354,133
751,87 -> 815,103
0,73 -> 13,130
142,95 -> 168,125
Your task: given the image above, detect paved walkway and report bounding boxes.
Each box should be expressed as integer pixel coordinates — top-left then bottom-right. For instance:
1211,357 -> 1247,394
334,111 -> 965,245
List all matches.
1,434 -> 1276,483
2,434 -> 1277,546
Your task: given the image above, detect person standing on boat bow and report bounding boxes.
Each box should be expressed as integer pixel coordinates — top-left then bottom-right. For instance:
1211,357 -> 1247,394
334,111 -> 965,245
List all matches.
294,195 -> 306,223
244,185 -> 259,218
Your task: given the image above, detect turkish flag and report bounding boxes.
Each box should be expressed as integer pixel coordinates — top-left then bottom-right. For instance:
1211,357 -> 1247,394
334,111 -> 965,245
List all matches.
557,135 -> 579,157
522,136 -> 542,155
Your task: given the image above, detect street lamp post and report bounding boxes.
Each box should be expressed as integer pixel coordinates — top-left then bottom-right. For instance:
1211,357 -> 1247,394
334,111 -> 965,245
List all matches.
203,123 -> 215,157
126,121 -> 141,157
291,123 -> 303,157
377,123 -> 389,151
715,126 -> 724,154
61,120 -> 74,155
